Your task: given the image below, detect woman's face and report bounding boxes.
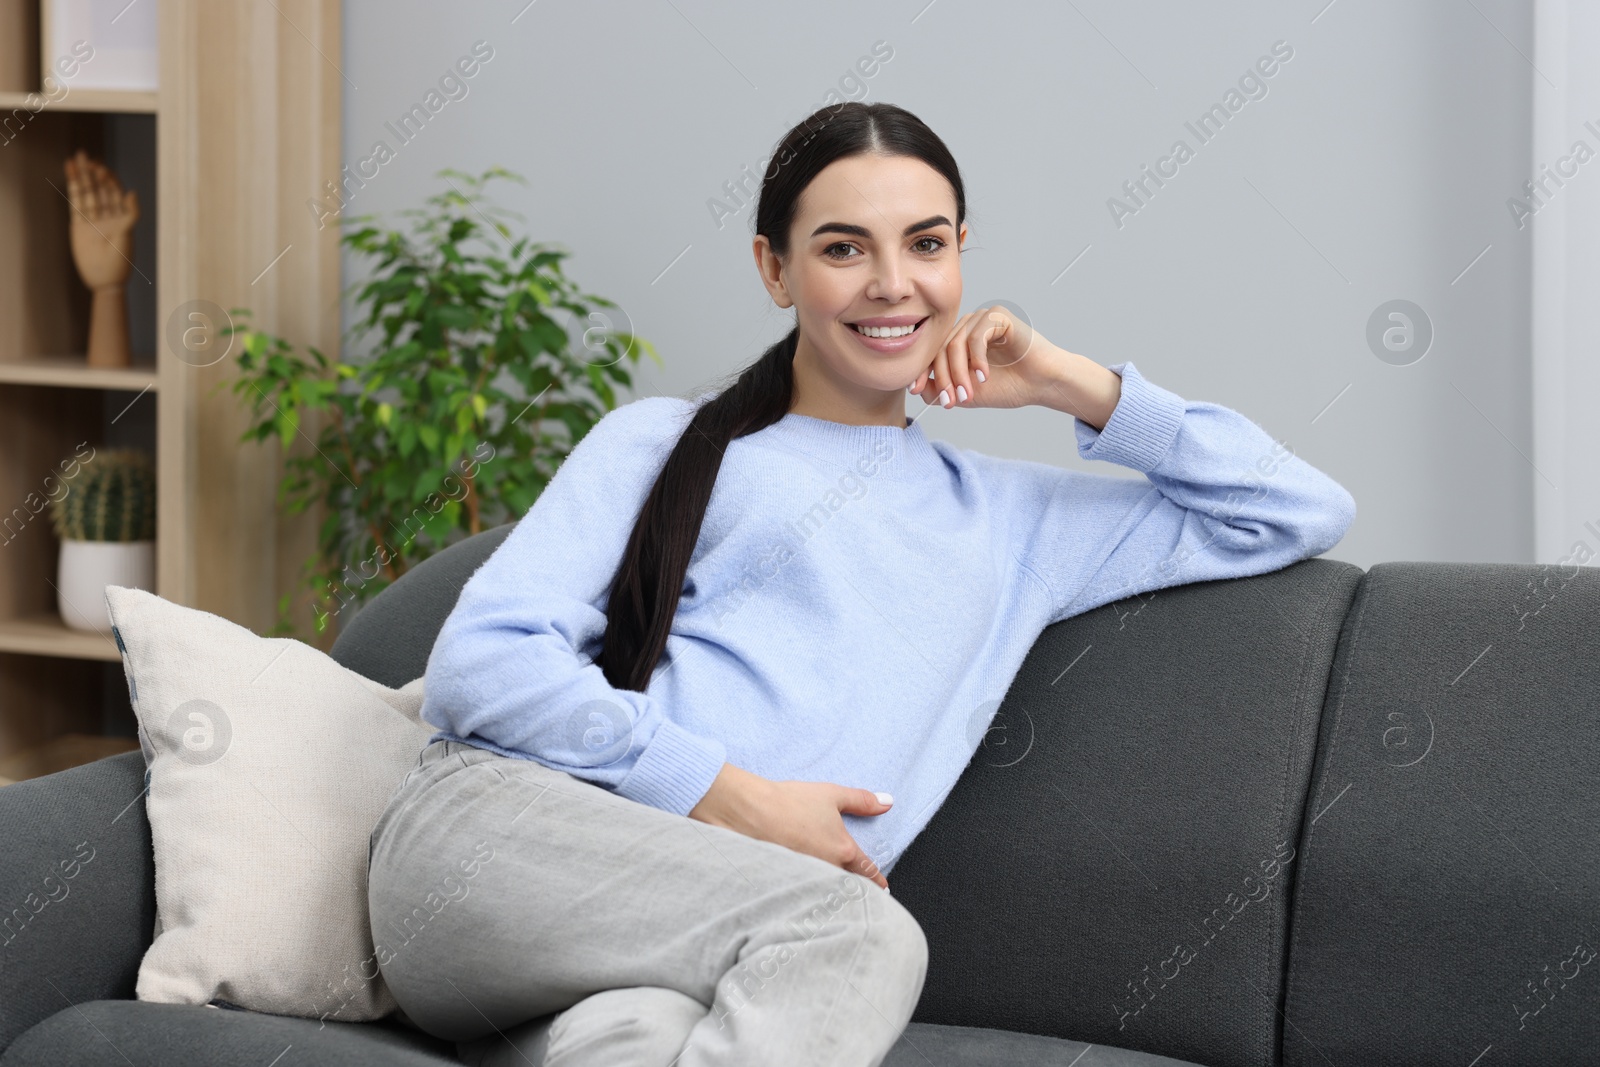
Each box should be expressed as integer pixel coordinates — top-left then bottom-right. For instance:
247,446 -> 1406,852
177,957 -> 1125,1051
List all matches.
754,152 -> 966,414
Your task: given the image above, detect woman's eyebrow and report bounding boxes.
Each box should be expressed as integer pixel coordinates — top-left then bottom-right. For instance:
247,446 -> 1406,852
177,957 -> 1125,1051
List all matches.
809,214 -> 953,240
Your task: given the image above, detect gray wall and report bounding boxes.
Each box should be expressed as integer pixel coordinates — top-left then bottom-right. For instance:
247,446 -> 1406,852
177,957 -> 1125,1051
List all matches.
342,0 -> 1536,570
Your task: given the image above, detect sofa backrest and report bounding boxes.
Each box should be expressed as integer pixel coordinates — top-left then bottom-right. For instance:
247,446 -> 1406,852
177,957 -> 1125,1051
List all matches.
329,522 -> 513,688
1280,562 -> 1600,1067
888,556 -> 1363,1067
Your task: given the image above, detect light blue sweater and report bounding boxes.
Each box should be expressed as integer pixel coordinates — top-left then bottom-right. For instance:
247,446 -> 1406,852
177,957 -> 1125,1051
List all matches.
421,361 -> 1355,875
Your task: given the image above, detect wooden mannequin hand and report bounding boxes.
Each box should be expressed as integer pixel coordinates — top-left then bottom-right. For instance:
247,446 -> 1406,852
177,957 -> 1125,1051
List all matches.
66,149 -> 139,292
689,762 -> 894,890
65,149 -> 138,367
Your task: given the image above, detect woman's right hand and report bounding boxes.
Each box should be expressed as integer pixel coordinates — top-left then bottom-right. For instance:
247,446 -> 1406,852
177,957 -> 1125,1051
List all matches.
688,762 -> 893,890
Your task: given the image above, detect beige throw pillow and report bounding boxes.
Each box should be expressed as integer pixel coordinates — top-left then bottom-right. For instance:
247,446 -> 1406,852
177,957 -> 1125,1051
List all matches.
105,584 -> 433,1023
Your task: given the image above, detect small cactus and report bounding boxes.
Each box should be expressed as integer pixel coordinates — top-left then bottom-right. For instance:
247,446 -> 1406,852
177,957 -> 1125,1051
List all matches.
48,448 -> 155,542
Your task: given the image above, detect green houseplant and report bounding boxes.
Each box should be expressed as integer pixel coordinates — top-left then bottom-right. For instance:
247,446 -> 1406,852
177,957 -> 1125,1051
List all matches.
49,446 -> 156,634
224,166 -> 659,639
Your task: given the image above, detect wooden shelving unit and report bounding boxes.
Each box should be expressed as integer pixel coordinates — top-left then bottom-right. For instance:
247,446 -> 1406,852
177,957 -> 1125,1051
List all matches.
0,355 -> 158,390
0,0 -> 342,778
0,89 -> 159,114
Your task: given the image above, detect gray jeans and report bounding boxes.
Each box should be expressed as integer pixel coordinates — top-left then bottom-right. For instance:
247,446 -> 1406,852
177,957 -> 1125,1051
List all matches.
367,739 -> 928,1066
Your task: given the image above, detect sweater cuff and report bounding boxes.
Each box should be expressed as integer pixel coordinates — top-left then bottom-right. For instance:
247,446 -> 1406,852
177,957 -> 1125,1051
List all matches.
613,717 -> 728,817
1073,361 -> 1186,473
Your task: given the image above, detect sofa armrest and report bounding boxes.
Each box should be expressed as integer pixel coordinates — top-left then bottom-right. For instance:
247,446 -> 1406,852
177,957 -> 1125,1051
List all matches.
0,749 -> 155,1054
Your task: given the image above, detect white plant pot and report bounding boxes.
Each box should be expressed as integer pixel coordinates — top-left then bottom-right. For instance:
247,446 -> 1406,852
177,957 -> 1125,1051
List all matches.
58,539 -> 155,633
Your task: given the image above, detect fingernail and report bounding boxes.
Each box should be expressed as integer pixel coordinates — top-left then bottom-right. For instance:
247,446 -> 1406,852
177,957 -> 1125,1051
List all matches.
875,791 -> 894,805
956,385 -> 968,403
884,885 -> 892,894
938,389 -> 950,407
976,369 -> 986,383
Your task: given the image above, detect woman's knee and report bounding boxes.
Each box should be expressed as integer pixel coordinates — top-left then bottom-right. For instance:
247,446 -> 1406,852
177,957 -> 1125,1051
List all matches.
872,891 -> 929,987
785,871 -> 927,979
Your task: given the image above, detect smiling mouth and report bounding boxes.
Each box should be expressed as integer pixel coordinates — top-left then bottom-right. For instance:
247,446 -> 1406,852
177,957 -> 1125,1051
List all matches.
847,316 -> 930,336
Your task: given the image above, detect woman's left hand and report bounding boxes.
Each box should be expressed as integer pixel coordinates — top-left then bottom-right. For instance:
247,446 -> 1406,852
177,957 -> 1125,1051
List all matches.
909,304 -> 1072,411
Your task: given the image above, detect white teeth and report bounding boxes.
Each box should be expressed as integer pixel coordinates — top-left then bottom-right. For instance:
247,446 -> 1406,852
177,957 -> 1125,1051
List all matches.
853,322 -> 919,338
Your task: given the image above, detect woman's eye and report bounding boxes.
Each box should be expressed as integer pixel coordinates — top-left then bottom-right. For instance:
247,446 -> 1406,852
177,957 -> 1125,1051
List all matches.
824,236 -> 945,261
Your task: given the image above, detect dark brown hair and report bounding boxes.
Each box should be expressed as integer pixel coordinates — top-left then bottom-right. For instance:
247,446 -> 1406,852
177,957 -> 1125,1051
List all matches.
594,101 -> 967,691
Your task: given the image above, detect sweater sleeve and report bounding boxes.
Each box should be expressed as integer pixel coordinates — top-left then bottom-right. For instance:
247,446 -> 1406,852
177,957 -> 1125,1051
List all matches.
418,395 -> 729,817
969,361 -> 1356,624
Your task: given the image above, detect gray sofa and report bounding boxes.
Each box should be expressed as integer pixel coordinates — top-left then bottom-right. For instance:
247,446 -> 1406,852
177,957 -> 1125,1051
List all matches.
2,520 -> 1596,1066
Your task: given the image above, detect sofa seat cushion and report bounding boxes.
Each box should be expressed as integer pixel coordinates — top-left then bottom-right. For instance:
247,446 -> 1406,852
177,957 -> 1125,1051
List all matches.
0,1001 -> 1216,1066
888,1022 -> 1211,1065
0,1001 -> 459,1066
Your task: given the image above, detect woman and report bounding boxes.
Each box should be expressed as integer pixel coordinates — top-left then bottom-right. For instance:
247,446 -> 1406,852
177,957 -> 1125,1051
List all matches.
366,100 -> 1355,1067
